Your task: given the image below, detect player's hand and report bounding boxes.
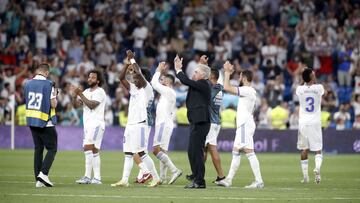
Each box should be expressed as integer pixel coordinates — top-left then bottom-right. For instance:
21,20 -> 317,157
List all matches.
74,86 -> 83,95
126,50 -> 135,60
157,61 -> 166,73
199,55 -> 208,65
174,55 -> 183,71
223,61 -> 234,74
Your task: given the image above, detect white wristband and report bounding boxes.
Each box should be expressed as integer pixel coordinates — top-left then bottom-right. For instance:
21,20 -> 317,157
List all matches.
130,58 -> 136,64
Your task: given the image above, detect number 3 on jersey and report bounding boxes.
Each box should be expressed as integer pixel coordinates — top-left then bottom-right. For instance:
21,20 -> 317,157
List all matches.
305,97 -> 314,112
28,92 -> 43,110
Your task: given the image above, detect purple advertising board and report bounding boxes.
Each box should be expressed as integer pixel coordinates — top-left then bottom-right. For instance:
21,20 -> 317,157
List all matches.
0,125 -> 359,153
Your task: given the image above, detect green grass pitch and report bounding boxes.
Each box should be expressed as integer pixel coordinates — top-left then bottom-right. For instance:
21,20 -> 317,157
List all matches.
0,150 -> 359,203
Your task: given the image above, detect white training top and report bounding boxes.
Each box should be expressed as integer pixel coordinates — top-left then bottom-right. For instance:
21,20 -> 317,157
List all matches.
296,84 -> 324,125
127,82 -> 154,125
151,72 -> 176,124
236,86 -> 257,127
82,87 -> 106,129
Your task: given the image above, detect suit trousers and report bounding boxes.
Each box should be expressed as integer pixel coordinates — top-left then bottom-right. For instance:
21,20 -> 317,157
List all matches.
30,126 -> 58,181
188,122 -> 210,185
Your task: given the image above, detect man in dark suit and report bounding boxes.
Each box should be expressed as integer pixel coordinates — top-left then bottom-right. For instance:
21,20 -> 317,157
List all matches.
174,55 -> 211,189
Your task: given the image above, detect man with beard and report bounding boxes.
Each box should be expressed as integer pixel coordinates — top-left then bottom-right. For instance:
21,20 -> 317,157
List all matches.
218,61 -> 264,189
73,69 -> 106,184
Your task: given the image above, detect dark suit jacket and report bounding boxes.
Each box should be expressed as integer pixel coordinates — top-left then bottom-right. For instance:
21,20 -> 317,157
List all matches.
176,71 -> 211,124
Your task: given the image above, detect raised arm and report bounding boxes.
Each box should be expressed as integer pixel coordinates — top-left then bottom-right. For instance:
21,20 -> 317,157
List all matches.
223,61 -> 238,95
174,55 -> 210,91
151,62 -> 170,94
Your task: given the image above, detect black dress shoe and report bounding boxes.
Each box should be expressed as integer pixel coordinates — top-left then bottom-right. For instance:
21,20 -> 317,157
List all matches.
186,174 -> 194,181
184,182 -> 206,189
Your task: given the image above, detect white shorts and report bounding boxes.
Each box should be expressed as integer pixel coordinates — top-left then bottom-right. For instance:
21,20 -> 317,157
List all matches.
297,124 -> 323,151
205,123 -> 221,146
83,126 -> 105,149
153,122 -> 174,151
123,123 -> 150,153
233,120 -> 256,150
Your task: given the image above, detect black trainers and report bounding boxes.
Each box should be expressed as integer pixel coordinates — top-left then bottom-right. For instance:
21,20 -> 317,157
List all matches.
186,174 -> 194,181
213,176 -> 226,185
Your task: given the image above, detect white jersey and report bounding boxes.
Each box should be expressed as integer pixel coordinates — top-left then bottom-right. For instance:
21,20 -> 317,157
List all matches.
151,72 -> 176,124
82,87 -> 106,129
236,86 -> 257,127
127,82 -> 154,125
296,84 -> 324,125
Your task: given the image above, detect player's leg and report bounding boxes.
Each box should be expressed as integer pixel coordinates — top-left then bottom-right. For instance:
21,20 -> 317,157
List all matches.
208,144 -> 225,183
139,151 -> 161,187
244,148 -> 264,189
206,124 -> 225,184
309,124 -> 323,184
298,125 -> 310,183
153,123 -> 182,184
134,153 -> 152,184
111,127 -> 133,187
91,126 -> 104,184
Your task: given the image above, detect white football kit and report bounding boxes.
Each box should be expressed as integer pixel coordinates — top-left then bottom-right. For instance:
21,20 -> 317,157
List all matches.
296,84 -> 324,151
82,87 -> 106,149
233,86 -> 257,149
123,82 -> 154,153
151,72 -> 176,151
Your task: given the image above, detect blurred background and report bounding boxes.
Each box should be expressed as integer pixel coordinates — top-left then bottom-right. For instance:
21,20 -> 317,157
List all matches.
0,0 -> 360,131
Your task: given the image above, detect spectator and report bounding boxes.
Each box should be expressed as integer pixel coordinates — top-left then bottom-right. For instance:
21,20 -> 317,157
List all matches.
270,101 -> 289,130
257,99 -> 272,129
220,105 -> 236,129
289,105 -> 300,129
333,104 -> 351,130
353,114 -> 360,129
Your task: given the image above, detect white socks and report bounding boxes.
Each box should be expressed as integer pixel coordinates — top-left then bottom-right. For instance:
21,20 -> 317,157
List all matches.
315,154 -> 323,171
122,154 -> 134,182
137,162 -> 150,179
227,151 -> 241,181
84,150 -> 93,178
93,153 -> 101,180
141,154 -> 160,180
246,152 -> 263,183
160,161 -> 167,180
301,159 -> 309,178
156,151 -> 177,173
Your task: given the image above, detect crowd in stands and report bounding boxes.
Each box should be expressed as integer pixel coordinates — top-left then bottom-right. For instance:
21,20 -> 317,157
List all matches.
1,0 -> 360,130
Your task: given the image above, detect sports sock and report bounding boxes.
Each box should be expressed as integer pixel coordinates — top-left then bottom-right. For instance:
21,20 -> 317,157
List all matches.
141,154 -> 160,180
246,152 -> 263,183
227,151 -> 241,181
93,152 -> 101,180
156,151 -> 177,173
138,162 -> 150,174
159,161 -> 167,180
84,150 -> 93,178
121,154 -> 133,182
301,159 -> 309,178
315,154 -> 323,171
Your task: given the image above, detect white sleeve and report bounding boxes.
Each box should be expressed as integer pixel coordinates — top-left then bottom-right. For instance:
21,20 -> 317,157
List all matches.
92,89 -> 105,103
144,82 -> 153,99
129,83 -> 137,95
318,84 -> 325,95
151,72 -> 173,97
50,87 -> 56,99
295,86 -> 301,96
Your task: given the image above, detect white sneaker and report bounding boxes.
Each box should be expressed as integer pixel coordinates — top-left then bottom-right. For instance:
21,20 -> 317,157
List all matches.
168,170 -> 182,185
314,168 -> 321,184
217,178 -> 232,187
301,176 -> 309,183
37,172 -> 53,187
35,181 -> 45,188
75,176 -> 92,184
111,179 -> 129,187
91,178 -> 102,184
244,181 -> 264,189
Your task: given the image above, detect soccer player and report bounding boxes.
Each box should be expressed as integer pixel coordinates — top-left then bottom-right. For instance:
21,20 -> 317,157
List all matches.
111,50 -> 161,187
198,55 -> 225,184
218,61 -> 264,189
151,61 -> 182,184
73,69 -> 106,184
296,68 -> 324,184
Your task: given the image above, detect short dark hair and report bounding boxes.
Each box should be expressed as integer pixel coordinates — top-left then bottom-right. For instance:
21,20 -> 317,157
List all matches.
37,63 -> 50,72
88,69 -> 105,86
141,68 -> 152,82
211,68 -> 219,80
241,70 -> 253,82
164,74 -> 175,85
302,68 -> 313,83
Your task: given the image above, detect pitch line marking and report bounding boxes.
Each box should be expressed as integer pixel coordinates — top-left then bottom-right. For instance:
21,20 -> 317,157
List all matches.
5,193 -> 360,201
